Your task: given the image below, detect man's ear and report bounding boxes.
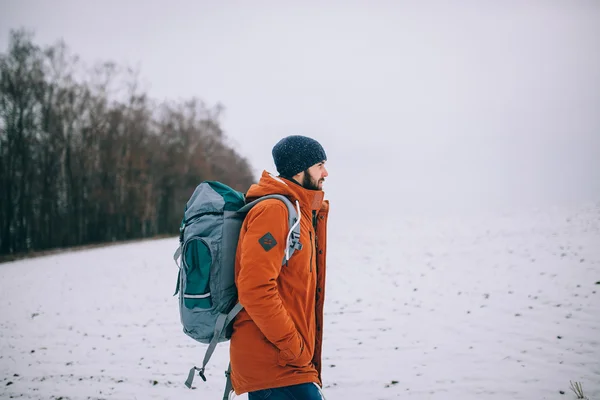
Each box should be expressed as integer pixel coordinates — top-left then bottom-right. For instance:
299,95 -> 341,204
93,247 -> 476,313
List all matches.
291,170 -> 304,184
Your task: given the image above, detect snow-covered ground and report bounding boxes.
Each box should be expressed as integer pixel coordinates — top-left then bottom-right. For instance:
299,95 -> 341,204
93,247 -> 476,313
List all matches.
1,202 -> 599,400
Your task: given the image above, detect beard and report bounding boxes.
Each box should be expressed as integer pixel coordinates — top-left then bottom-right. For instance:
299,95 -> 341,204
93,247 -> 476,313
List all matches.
302,170 -> 323,191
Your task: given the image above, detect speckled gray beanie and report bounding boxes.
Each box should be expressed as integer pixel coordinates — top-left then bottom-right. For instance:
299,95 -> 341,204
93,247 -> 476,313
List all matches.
272,135 -> 327,178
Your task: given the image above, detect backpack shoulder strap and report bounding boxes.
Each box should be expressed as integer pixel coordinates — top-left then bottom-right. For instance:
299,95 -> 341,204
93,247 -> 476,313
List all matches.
184,302 -> 243,389
238,194 -> 302,265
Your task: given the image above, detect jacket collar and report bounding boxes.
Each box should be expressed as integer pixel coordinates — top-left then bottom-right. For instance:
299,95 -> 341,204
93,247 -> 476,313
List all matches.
246,170 -> 325,212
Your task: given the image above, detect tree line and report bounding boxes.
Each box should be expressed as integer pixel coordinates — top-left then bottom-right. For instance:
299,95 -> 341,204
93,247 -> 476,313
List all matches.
0,29 -> 256,258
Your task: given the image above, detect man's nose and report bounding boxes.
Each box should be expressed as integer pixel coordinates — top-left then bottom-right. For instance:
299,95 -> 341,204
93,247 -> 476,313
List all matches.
323,167 -> 328,178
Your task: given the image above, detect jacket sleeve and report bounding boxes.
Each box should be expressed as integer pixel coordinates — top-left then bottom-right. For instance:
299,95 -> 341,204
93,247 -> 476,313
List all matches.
236,200 -> 303,361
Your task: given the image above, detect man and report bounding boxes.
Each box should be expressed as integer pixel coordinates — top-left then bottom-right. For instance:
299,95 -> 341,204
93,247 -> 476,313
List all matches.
230,135 -> 330,399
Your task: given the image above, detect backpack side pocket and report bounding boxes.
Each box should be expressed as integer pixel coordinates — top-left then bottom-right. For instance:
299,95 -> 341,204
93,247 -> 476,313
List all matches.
182,236 -> 213,309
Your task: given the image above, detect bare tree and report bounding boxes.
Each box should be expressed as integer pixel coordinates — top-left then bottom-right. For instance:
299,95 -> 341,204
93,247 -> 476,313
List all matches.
0,29 -> 255,258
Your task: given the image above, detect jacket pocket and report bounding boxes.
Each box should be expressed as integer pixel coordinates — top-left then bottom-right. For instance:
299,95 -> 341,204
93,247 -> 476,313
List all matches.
277,333 -> 312,368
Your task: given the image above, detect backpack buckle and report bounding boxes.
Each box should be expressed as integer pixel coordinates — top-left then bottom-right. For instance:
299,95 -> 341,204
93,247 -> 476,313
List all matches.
185,366 -> 207,388
198,367 -> 207,382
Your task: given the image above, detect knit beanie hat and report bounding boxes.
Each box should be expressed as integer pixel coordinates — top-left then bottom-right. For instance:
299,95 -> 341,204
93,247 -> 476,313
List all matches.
272,135 -> 327,178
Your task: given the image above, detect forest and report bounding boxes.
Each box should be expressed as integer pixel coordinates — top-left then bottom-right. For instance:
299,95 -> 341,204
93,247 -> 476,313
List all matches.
0,29 -> 256,258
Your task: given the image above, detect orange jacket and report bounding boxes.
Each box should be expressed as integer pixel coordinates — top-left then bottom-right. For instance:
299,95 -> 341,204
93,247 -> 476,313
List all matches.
230,171 -> 330,394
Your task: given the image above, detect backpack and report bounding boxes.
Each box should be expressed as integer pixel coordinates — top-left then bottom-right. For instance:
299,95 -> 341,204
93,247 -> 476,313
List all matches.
172,180 -> 303,399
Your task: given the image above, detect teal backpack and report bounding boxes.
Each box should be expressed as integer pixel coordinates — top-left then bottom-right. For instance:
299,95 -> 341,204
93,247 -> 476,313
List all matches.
172,181 -> 302,399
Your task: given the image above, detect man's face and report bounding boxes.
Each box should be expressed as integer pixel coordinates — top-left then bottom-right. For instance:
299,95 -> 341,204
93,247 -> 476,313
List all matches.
302,161 -> 328,191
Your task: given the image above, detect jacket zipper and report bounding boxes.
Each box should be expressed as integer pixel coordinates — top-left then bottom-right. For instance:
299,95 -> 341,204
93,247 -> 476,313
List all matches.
310,210 -> 318,274
309,231 -> 314,272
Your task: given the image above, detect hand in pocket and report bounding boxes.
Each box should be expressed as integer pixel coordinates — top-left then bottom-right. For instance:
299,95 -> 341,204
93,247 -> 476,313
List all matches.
277,333 -> 312,368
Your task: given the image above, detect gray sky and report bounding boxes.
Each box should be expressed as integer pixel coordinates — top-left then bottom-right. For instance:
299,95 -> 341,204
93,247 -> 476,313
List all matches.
2,0 -> 599,215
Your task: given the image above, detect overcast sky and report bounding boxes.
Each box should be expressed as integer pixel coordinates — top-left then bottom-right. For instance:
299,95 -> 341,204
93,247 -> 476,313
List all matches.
2,0 -> 599,215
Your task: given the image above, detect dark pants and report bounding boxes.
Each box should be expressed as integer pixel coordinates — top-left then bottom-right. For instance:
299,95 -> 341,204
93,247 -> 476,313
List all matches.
248,382 -> 323,400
